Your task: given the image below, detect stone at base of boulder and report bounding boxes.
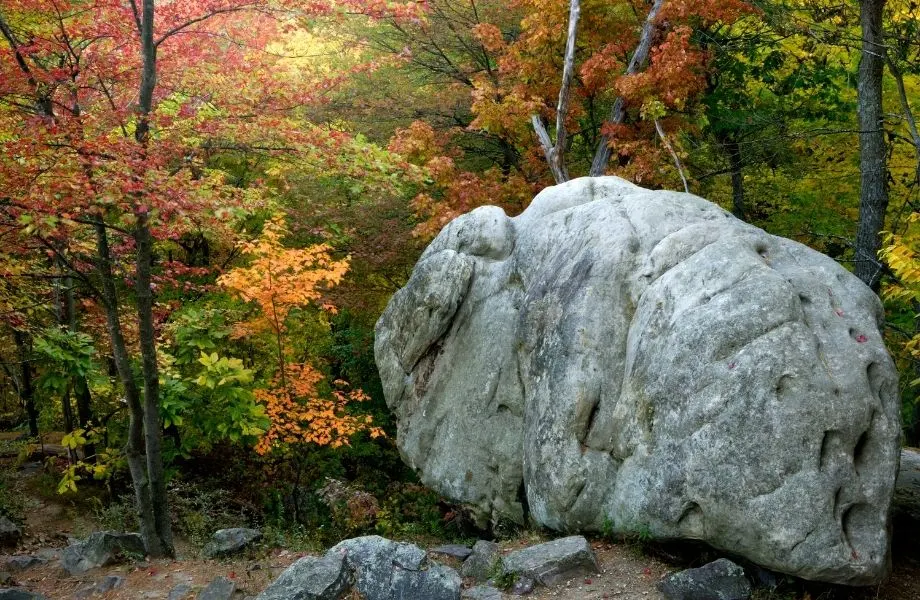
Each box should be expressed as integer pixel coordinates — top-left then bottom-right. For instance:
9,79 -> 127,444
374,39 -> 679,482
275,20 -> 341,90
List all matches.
894,448 -> 920,531
2,557 -> 43,573
256,553 -> 351,600
167,583 -> 192,600
658,559 -> 752,600
59,532 -> 146,575
509,576 -> 534,595
202,528 -> 262,559
0,589 -> 46,600
0,519 -> 22,548
501,536 -> 598,586
431,544 -> 473,560
462,585 -> 502,600
197,576 -> 235,600
461,541 -> 500,582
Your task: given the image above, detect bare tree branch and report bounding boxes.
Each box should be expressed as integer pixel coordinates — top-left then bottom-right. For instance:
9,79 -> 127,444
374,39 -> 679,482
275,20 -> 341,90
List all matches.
531,0 -> 580,183
655,119 -> 689,193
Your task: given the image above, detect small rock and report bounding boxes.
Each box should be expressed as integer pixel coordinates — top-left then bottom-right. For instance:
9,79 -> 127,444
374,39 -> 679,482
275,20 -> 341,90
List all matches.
197,576 -> 236,600
34,549 -> 59,562
462,584 -> 502,600
658,558 -> 752,600
430,544 -> 473,560
167,583 -> 192,600
59,531 -> 146,575
501,536 -> 598,586
461,540 -> 500,582
95,575 -> 125,594
509,575 -> 534,595
0,519 -> 22,548
0,589 -> 47,600
3,557 -> 43,573
256,553 -> 351,600
202,528 -> 262,559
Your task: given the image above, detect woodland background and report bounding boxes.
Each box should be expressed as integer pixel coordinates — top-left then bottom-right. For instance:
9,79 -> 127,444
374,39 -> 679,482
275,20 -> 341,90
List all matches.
0,0 -> 919,559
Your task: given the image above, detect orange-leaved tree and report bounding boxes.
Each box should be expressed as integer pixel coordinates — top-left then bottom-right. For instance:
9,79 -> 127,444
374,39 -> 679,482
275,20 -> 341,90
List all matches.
218,216 -> 383,456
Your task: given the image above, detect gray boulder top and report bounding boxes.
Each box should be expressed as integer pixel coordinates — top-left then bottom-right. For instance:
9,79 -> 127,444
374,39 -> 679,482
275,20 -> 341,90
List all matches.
374,177 -> 901,585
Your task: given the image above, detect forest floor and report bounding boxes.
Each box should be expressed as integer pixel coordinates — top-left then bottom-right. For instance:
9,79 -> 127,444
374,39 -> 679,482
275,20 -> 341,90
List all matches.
1,443 -> 919,600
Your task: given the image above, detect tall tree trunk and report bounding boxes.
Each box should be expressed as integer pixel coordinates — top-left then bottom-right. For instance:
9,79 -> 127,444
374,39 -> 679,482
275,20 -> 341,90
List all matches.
854,0 -> 889,290
726,140 -> 746,220
92,217 -> 160,556
589,0 -> 665,176
12,330 -> 38,438
63,272 -> 96,464
134,212 -> 174,555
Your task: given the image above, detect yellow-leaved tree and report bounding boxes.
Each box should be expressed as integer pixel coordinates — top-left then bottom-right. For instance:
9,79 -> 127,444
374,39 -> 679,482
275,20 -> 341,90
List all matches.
218,215 -> 383,455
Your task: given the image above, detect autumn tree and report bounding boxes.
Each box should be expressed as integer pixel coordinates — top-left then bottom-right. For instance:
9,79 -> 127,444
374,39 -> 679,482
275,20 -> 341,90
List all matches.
0,0 -> 419,555
218,215 -> 383,455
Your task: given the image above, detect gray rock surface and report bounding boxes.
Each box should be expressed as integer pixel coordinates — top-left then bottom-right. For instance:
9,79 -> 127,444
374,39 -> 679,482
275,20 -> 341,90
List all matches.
508,576 -> 534,596
501,536 -> 597,586
0,519 -> 21,548
197,576 -> 235,600
59,532 -> 145,575
0,590 -> 47,600
256,553 -> 352,600
375,176 -> 901,585
461,585 -> 502,600
329,536 -> 460,600
74,575 -> 126,599
461,541 -> 500,582
658,558 -> 752,600
202,528 -> 262,558
894,447 -> 920,525
2,557 -> 43,573
168,583 -> 193,600
431,544 -> 473,560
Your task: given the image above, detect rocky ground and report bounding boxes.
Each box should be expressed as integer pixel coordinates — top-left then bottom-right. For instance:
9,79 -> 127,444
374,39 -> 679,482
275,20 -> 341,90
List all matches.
1,443 -> 919,599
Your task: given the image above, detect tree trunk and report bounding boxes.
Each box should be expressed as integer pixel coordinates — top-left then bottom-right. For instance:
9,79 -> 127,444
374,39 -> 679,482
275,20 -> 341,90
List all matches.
12,330 -> 38,438
589,0 -> 665,176
727,140 -> 746,220
854,0 -> 889,290
134,212 -> 174,556
92,217 -> 160,556
61,269 -> 95,463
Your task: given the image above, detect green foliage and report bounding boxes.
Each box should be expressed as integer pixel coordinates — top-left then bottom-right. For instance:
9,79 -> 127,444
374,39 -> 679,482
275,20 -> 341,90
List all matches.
488,559 -> 518,590
0,469 -> 25,522
33,327 -> 98,396
168,480 -> 250,548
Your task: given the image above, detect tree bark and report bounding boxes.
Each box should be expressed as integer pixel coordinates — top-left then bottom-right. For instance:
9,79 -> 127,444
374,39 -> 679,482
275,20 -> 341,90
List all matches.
531,0 -> 580,183
62,271 -> 96,464
12,330 -> 38,438
134,211 -> 173,555
854,0 -> 889,290
92,217 -> 160,556
589,0 -> 665,176
726,139 -> 746,220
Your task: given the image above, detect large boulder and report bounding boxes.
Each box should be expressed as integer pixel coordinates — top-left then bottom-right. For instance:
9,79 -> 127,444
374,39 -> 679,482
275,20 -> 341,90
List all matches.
374,177 -> 902,585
